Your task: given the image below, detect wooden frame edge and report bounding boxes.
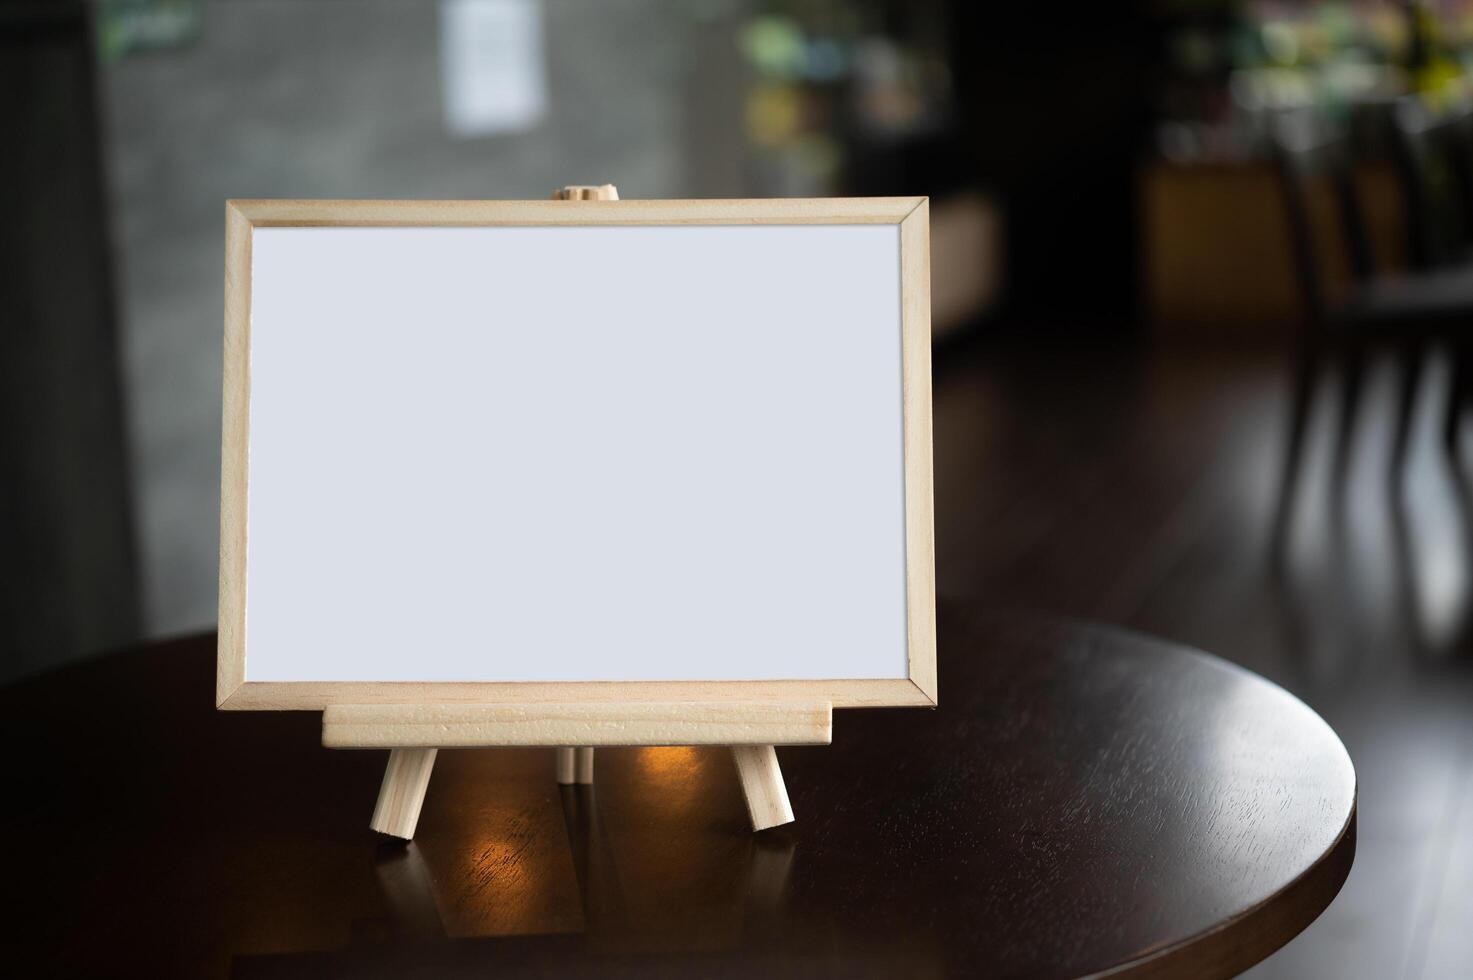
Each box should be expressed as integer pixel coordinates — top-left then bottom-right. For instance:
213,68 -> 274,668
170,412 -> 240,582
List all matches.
900,200 -> 937,706
217,201 -> 252,707
217,197 -> 937,710
218,677 -> 935,712
226,196 -> 925,227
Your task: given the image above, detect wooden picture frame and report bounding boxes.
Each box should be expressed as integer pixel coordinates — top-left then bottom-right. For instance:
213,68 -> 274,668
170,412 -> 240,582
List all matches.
216,197 -> 935,712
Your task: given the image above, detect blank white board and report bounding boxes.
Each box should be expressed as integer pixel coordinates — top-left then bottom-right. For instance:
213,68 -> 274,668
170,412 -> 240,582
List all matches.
218,198 -> 935,708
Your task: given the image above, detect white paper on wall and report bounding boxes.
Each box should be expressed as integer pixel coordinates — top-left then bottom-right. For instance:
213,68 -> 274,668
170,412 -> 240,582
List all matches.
439,0 -> 547,138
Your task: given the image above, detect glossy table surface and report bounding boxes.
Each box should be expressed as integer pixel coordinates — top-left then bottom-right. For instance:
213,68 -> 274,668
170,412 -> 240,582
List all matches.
4,606 -> 1355,978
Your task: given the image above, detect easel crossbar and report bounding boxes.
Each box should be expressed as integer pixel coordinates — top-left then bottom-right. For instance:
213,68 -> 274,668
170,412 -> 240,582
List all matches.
323,700 -> 832,749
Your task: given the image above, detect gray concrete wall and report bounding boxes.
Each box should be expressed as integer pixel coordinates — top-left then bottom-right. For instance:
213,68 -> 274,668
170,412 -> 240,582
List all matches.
101,0 -> 752,637
3,5 -> 141,682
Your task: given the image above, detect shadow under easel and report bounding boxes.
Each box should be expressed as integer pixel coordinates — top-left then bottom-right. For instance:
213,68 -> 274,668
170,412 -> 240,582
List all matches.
557,782 -> 631,937
231,768 -> 802,977
370,841 -> 447,941
555,778 -> 797,952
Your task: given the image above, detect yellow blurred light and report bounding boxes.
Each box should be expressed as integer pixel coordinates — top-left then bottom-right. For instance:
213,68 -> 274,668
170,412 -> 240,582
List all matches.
746,84 -> 803,147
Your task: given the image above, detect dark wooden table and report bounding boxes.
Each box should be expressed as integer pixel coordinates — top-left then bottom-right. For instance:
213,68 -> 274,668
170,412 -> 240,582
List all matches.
4,607 -> 1354,979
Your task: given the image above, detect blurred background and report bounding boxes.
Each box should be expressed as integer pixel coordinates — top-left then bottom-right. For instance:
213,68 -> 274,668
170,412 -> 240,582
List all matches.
5,0 -> 1473,975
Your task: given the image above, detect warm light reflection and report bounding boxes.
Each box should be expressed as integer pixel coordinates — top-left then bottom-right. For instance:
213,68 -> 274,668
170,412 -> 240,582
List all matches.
632,746 -> 706,811
452,828 -> 567,935
418,787 -> 584,939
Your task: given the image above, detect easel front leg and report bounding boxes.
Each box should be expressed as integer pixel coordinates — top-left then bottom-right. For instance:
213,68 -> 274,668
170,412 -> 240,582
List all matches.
371,748 -> 438,839
556,747 -> 595,784
731,745 -> 794,830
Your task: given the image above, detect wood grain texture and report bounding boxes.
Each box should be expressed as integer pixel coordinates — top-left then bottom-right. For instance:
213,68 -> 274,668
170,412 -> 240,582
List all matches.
369,747 -> 437,839
220,677 -> 933,711
0,608 -> 1354,977
731,745 -> 795,831
216,195 -> 936,712
215,201 -> 251,706
900,201 -> 937,704
322,701 -> 833,748
227,196 -> 923,226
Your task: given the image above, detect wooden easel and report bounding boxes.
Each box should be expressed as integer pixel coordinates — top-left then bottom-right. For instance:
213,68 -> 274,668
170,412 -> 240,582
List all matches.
321,184 -> 832,841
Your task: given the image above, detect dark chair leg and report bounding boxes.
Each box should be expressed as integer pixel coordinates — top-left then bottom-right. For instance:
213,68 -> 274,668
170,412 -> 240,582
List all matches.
1271,342 -> 1321,564
1390,343 -> 1425,482
1332,343 -> 1365,493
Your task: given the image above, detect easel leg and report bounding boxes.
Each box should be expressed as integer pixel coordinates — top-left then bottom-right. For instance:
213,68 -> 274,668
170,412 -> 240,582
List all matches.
371,748 -> 438,839
556,747 -> 595,785
731,745 -> 794,831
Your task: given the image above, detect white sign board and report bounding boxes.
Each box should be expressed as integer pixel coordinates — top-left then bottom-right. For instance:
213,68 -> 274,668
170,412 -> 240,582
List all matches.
217,198 -> 935,710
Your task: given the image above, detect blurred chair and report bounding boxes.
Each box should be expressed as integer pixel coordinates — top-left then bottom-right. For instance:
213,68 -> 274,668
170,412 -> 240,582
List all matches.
1388,98 -> 1473,272
1442,105 -> 1473,255
1388,98 -> 1473,449
1271,114 -> 1473,556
